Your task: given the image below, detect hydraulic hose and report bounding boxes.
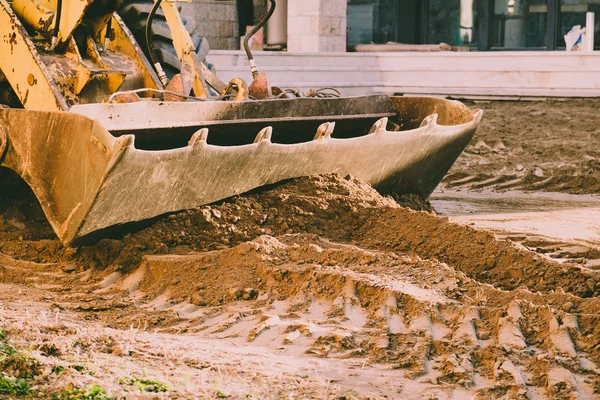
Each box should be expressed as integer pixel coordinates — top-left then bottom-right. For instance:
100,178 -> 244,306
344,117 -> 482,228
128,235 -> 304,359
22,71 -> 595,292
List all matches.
51,0 -> 62,48
145,0 -> 162,67
243,0 -> 275,78
145,0 -> 169,86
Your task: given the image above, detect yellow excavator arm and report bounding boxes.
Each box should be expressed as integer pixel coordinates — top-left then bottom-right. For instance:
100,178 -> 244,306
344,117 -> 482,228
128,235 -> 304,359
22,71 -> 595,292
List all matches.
0,0 -> 225,110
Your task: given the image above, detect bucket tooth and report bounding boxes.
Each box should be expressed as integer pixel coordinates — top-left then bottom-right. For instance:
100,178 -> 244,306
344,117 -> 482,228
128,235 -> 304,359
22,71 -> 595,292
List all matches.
105,135 -> 135,175
420,113 -> 439,128
368,117 -> 389,134
313,122 -> 335,140
253,126 -> 273,143
188,128 -> 209,146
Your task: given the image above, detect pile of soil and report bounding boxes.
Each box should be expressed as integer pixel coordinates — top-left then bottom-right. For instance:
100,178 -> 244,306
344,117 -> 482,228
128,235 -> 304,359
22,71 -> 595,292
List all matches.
1,172 -> 599,398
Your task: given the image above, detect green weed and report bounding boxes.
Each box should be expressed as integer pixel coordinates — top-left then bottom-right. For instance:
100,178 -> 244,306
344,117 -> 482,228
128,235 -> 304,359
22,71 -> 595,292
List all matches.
52,365 -> 64,374
118,376 -> 169,392
0,374 -> 31,396
0,342 -> 17,357
215,389 -> 231,398
0,353 -> 41,379
53,384 -> 114,400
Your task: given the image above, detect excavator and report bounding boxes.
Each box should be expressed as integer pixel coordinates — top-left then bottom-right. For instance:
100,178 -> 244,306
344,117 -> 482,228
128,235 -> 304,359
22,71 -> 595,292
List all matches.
0,0 -> 482,245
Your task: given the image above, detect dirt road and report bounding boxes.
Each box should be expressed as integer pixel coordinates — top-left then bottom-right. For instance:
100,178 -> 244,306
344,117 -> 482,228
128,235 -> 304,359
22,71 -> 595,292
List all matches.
444,99 -> 600,194
0,99 -> 599,399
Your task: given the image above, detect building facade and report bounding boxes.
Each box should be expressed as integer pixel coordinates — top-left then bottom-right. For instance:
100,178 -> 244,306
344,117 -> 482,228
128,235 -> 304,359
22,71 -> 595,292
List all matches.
181,0 -> 599,52
348,0 -> 600,50
207,0 -> 600,98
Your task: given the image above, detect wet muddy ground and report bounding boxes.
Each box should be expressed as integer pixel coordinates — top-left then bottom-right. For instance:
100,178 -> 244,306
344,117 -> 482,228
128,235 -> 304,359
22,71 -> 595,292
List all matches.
0,99 -> 599,399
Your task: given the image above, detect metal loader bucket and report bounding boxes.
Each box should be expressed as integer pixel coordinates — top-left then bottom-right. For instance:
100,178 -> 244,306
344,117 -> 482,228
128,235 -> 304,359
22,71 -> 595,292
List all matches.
0,95 -> 482,245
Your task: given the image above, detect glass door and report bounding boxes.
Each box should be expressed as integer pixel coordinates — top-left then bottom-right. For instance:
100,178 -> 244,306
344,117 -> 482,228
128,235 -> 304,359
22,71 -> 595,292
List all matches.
427,0 -> 479,46
347,0 -> 399,46
558,0 -> 600,49
491,0 -> 548,48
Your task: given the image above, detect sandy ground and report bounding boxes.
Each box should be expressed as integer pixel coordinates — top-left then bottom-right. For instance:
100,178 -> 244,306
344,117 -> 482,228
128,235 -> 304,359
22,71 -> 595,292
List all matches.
444,99 -> 600,194
0,99 -> 599,399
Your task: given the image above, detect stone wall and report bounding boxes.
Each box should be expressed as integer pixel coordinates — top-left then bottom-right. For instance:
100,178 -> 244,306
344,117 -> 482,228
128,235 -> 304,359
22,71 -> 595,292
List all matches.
287,0 -> 347,52
253,0 -> 268,24
181,0 -> 349,52
181,0 -> 239,50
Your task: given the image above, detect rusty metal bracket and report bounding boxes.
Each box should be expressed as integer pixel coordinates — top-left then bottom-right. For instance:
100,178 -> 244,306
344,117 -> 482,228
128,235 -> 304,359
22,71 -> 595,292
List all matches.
220,78 -> 248,102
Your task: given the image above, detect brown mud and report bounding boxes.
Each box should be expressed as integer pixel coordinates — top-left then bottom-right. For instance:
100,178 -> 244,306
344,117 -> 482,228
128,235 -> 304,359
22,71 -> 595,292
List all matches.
444,99 -> 600,194
431,189 -> 600,271
0,99 -> 599,398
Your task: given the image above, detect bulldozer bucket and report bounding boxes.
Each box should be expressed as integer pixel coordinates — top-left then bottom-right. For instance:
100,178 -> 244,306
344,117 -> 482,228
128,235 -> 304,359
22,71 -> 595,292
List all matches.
0,95 -> 481,245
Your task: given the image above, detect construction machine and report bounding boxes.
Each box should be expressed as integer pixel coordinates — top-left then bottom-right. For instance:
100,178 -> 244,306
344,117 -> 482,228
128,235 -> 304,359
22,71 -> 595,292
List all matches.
0,0 -> 482,245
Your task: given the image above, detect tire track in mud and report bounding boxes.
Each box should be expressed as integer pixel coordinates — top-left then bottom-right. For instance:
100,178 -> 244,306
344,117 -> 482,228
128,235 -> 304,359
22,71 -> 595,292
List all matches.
443,99 -> 600,195
1,174 -> 600,398
129,236 -> 600,399
352,207 -> 600,298
2,233 -> 600,398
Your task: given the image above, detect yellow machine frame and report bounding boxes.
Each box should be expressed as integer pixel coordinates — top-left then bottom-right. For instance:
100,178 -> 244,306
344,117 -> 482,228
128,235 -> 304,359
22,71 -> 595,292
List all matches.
0,0 -> 223,111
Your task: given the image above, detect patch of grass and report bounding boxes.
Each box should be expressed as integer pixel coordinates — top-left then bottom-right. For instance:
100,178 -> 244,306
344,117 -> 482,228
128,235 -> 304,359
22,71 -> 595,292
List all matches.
71,364 -> 85,372
52,365 -> 64,374
215,389 -> 231,398
0,374 -> 31,396
68,364 -> 96,376
53,384 -> 114,400
0,331 -> 7,340
0,353 -> 42,379
118,376 -> 169,393
0,342 -> 17,357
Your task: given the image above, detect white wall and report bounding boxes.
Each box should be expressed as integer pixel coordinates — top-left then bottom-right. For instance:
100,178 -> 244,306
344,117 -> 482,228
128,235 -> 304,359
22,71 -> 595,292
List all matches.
207,50 -> 600,98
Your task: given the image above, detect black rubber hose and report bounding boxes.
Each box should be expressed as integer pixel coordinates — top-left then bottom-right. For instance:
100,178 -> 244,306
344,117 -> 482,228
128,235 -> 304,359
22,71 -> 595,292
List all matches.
145,0 -> 163,66
52,0 -> 62,39
243,0 -> 275,65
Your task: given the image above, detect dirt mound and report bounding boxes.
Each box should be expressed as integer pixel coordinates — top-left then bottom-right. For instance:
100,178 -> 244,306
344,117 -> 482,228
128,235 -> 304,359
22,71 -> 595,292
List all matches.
3,173 -> 598,298
7,172 -> 596,297
444,99 -> 600,194
356,207 -> 600,298
1,173 -> 600,398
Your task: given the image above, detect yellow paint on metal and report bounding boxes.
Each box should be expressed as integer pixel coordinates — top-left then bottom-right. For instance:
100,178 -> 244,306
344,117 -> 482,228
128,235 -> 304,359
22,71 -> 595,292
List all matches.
0,0 -> 67,110
108,15 -> 161,90
36,0 -> 57,11
11,0 -> 55,35
161,0 -> 208,97
52,0 -> 92,46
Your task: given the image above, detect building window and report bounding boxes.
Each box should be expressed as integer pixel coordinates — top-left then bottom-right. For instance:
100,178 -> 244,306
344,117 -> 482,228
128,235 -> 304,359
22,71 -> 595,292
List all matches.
559,0 -> 600,49
491,0 -> 548,48
427,0 -> 478,47
347,0 -> 399,45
